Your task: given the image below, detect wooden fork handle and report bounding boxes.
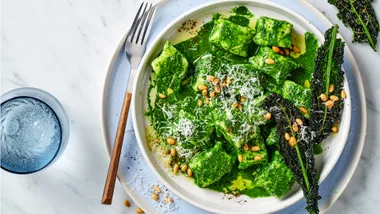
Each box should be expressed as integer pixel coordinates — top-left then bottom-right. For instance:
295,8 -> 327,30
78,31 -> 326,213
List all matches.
101,92 -> 132,205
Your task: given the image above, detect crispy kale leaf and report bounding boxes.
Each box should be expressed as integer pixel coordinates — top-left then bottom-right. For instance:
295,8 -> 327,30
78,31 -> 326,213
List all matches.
328,0 -> 379,51
264,93 -> 320,213
310,25 -> 345,144
263,26 -> 346,214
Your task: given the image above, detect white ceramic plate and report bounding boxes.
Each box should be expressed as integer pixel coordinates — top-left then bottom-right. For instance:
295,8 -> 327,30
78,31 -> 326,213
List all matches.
131,1 -> 351,213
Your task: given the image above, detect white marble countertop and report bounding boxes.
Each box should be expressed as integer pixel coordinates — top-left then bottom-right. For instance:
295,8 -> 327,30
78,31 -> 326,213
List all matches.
1,0 -> 379,213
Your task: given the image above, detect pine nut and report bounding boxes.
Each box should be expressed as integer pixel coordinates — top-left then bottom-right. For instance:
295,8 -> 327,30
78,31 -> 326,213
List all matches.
284,48 -> 290,56
285,133 -> 291,141
279,49 -> 284,55
198,84 -> 207,91
300,107 -> 308,114
330,95 -> 339,101
296,118 -> 303,125
238,154 -> 243,162
292,122 -> 299,132
136,208 -> 144,213
221,82 -> 227,87
181,164 -> 188,172
210,91 -> 216,98
320,93 -> 328,102
153,185 -> 161,193
202,89 -> 208,96
251,146 -> 260,151
232,102 -> 239,108
254,156 -> 262,161
205,97 -> 210,104
243,144 -> 249,151
212,78 -> 220,85
159,94 -> 166,99
170,148 -> 176,156
240,96 -> 246,103
215,86 -> 221,93
325,100 -> 334,109
226,76 -> 232,85
332,126 -> 338,133
152,193 -> 159,201
207,75 -> 215,81
341,90 -> 347,99
124,200 -> 131,207
329,84 -> 335,93
265,112 -> 272,120
187,168 -> 193,177
165,197 -> 173,203
173,164 -> 179,174
293,45 -> 300,53
289,136 -> 297,147
272,46 -> 280,52
238,104 -> 243,111
198,99 -> 203,107
265,58 -> 275,64
166,137 -> 176,145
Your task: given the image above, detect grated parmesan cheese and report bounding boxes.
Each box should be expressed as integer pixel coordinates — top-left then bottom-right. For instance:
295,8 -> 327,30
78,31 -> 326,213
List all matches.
177,119 -> 194,137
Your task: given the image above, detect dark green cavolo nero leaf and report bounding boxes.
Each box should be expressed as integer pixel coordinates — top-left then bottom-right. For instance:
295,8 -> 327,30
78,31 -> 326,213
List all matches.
264,93 -> 320,214
310,25 -> 345,144
328,0 -> 379,51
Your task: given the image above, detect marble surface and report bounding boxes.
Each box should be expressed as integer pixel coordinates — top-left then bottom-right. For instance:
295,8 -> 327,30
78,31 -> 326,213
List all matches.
1,0 -> 379,213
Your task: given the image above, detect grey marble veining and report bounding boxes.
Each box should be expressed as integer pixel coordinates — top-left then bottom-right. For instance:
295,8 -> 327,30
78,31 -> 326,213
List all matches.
1,0 -> 379,213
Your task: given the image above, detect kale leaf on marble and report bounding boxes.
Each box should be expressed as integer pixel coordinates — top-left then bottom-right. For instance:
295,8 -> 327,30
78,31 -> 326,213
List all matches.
328,0 -> 379,51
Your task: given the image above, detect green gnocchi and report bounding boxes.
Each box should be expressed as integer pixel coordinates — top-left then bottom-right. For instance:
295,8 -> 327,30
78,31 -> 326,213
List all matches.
146,6 -> 318,199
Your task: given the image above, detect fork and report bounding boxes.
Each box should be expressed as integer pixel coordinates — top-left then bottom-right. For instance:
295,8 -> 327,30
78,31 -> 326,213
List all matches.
101,2 -> 157,205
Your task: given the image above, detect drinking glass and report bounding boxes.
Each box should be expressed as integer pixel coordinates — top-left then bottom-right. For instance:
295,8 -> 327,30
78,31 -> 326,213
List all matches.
1,88 -> 69,174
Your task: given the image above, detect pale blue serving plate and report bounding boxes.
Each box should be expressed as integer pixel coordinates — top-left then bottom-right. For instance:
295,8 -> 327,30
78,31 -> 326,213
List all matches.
102,0 -> 366,213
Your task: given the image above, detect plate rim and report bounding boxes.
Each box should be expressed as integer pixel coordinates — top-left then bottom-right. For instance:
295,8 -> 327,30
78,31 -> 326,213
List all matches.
132,0 -> 352,212
101,0 -> 367,213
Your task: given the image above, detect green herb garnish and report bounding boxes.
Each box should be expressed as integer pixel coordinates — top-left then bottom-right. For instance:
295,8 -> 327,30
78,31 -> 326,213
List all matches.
231,6 -> 254,17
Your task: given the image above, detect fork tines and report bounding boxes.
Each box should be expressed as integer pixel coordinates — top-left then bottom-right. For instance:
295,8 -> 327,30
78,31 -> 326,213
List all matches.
127,2 -> 157,45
